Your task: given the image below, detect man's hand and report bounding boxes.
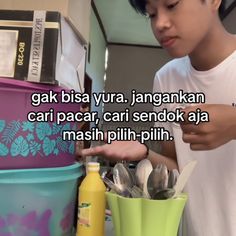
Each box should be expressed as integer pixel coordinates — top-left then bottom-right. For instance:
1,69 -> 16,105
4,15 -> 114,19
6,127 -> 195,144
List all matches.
180,104 -> 236,150
77,140 -> 148,162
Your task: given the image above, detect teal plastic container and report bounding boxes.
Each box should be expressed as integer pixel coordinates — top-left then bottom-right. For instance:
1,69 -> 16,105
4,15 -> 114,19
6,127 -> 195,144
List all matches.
0,162 -> 83,236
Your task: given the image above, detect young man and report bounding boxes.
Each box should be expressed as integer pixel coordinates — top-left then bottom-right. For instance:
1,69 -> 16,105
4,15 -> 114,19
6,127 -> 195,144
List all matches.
80,0 -> 236,235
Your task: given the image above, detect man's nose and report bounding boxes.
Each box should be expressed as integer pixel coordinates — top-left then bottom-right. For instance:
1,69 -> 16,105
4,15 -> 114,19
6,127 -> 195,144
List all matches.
153,11 -> 171,32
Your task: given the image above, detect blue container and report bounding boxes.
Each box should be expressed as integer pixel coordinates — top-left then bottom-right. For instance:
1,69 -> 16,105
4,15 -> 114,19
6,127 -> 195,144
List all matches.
0,162 -> 83,236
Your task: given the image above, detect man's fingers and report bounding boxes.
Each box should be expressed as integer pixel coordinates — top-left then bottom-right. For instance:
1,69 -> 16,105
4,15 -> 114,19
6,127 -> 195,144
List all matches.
180,123 -> 200,133
182,133 -> 207,149
182,133 -> 201,144
189,143 -> 206,150
181,105 -> 202,124
190,143 -> 216,150
80,145 -> 105,156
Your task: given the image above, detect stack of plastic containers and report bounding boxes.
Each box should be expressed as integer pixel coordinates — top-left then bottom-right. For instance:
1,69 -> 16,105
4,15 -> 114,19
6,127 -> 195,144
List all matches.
0,77 -> 83,236
0,8 -> 86,235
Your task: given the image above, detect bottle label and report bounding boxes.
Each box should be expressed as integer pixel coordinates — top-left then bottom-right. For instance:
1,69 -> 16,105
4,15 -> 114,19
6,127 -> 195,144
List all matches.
78,202 -> 91,227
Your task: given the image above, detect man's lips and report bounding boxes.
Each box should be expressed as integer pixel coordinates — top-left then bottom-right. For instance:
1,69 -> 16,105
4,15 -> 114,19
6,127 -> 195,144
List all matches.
160,36 -> 177,47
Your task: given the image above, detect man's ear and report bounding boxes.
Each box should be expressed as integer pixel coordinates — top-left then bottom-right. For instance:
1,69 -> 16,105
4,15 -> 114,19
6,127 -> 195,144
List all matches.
211,0 -> 222,11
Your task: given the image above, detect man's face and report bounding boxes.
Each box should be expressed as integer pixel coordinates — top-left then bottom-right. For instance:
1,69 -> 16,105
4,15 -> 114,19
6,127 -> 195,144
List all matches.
146,0 -> 218,57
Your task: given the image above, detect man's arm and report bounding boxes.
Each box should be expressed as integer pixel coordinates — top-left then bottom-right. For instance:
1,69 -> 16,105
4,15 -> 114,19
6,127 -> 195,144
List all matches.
78,140 -> 178,170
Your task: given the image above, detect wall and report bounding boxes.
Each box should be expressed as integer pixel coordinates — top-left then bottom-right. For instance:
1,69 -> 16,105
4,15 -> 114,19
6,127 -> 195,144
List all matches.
0,0 -> 91,43
104,45 -> 171,127
68,0 -> 92,43
86,9 -> 107,125
223,7 -> 236,33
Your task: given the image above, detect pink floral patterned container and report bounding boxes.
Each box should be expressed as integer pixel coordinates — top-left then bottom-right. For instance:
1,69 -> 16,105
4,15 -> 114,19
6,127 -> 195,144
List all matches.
0,162 -> 83,236
0,78 -> 80,169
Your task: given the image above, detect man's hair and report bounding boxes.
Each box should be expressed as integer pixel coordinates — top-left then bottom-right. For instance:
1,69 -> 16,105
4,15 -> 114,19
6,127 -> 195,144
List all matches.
129,0 -> 226,19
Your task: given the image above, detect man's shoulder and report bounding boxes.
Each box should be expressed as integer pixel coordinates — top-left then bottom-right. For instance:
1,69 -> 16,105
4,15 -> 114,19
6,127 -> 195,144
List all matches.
156,56 -> 189,78
153,57 -> 189,91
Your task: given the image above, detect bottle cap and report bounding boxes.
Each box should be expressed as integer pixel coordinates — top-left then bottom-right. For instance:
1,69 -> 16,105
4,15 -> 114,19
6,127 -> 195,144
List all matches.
87,162 -> 100,172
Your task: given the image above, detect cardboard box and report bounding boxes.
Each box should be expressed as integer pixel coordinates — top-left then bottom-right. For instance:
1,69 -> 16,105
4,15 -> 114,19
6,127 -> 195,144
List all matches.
0,10 -> 60,83
0,10 -> 86,92
0,0 -> 91,44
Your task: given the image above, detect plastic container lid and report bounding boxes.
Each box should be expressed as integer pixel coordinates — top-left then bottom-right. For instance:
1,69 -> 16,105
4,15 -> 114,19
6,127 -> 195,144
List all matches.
0,162 -> 83,184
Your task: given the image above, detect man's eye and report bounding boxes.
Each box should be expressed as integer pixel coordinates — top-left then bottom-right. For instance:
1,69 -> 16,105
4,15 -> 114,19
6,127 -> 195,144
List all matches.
146,12 -> 156,19
148,13 -> 156,19
167,1 -> 179,9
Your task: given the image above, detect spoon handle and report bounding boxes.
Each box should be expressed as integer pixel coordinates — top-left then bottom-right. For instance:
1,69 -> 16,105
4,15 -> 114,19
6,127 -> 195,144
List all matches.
172,160 -> 197,198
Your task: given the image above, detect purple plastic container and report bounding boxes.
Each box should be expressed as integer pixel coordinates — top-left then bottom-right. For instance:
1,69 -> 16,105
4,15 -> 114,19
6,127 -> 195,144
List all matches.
0,78 -> 80,169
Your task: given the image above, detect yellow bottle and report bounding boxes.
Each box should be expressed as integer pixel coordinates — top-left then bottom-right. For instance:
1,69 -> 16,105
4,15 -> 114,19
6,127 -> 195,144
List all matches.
76,162 -> 106,236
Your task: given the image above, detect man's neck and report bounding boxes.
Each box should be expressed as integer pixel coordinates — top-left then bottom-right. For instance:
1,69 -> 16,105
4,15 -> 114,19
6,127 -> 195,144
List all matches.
189,21 -> 236,71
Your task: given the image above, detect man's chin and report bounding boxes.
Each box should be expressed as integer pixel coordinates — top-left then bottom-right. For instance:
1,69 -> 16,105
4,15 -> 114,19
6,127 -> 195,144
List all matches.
166,49 -> 189,58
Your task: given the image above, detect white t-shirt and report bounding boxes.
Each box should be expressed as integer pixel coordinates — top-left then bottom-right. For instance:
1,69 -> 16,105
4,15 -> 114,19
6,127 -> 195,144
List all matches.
153,50 -> 236,236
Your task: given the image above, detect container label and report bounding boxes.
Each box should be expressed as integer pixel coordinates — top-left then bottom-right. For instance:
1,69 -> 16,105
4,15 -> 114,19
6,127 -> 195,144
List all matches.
27,11 -> 46,82
78,202 -> 91,227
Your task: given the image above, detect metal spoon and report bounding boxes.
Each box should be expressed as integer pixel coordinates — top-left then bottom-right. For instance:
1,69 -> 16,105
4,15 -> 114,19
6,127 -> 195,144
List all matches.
129,185 -> 144,198
153,188 -> 176,200
168,169 -> 179,188
103,177 -> 130,197
123,162 -> 136,186
135,159 -> 153,198
152,168 -> 178,200
113,163 -> 135,192
147,163 -> 168,199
